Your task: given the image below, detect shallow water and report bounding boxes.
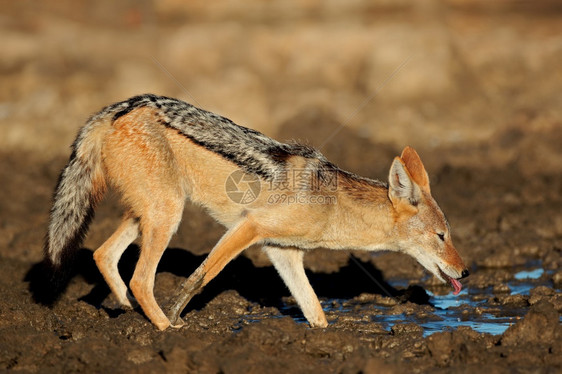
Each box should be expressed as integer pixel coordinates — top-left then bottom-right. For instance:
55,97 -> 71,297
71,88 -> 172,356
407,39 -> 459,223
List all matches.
514,268 -> 544,281
399,264 -> 555,336
277,263 -> 558,337
425,288 -> 518,337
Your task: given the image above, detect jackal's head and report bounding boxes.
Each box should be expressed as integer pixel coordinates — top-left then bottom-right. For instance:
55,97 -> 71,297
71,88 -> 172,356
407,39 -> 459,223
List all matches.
388,146 -> 469,294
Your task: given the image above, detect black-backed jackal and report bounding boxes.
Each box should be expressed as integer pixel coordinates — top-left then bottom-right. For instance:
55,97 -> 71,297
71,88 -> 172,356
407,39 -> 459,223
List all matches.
44,94 -> 469,330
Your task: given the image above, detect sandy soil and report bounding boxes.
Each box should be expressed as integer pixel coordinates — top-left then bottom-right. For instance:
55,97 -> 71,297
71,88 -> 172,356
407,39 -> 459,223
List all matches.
1,1 -> 561,373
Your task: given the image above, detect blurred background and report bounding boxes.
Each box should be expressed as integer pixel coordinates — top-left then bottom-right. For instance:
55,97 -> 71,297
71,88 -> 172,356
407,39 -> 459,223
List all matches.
2,0 -> 561,167
1,0 -> 561,265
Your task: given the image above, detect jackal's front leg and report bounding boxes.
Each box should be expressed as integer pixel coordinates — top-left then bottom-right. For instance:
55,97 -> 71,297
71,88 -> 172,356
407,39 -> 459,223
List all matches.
264,246 -> 328,328
166,220 -> 262,327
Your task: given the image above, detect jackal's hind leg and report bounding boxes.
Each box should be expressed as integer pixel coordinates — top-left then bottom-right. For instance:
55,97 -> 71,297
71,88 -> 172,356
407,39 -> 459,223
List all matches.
129,200 -> 184,331
264,246 -> 327,328
166,220 -> 261,327
93,215 -> 139,308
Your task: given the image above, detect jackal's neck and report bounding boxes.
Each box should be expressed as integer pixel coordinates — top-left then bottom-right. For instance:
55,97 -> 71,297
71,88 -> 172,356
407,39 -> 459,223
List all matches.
322,170 -> 396,251
336,170 -> 388,203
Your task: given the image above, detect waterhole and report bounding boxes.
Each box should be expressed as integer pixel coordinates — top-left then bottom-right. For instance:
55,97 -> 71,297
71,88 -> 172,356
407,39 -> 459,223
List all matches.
273,261 -> 559,337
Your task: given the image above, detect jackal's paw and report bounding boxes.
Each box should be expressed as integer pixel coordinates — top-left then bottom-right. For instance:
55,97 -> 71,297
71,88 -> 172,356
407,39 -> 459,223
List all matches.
124,291 -> 139,309
309,318 -> 329,328
169,318 -> 185,329
101,293 -> 137,311
154,320 -> 172,331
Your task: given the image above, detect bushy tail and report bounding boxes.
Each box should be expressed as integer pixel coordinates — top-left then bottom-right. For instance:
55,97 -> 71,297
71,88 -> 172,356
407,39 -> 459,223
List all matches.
40,118 -> 109,300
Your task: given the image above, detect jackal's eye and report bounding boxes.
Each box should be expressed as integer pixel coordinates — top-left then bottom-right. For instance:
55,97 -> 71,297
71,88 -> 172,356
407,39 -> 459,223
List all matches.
437,233 -> 445,241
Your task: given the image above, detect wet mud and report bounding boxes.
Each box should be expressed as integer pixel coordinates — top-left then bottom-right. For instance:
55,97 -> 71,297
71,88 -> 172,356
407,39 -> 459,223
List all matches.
2,118 -> 561,372
1,1 -> 562,373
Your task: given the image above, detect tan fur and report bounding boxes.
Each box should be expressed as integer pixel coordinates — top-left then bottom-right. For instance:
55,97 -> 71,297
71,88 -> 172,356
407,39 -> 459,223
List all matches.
48,96 -> 468,331
400,146 -> 430,192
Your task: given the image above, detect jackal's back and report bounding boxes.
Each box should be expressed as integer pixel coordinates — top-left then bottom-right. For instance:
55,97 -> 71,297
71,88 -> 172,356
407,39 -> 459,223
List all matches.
103,94 -> 328,179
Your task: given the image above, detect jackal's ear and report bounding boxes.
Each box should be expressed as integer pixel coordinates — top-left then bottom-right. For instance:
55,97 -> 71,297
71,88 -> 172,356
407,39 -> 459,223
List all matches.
400,146 -> 430,193
388,157 -> 422,207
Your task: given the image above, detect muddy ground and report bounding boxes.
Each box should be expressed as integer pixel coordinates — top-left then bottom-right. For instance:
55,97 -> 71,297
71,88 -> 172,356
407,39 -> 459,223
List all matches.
1,1 -> 561,373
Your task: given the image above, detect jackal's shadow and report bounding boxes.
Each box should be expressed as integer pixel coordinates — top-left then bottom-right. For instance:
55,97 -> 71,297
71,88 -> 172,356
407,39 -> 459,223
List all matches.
26,245 -> 429,320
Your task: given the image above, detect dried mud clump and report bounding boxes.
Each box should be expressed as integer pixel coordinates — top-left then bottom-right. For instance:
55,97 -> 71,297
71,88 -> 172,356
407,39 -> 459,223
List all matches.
501,301 -> 561,348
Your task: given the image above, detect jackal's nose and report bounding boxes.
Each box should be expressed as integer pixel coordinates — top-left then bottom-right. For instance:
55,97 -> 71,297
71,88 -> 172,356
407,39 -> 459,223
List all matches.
460,269 -> 470,279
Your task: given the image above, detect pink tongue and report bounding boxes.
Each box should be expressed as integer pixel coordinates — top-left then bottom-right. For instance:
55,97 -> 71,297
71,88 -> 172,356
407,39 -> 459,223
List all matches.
450,278 -> 462,295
